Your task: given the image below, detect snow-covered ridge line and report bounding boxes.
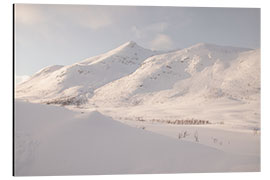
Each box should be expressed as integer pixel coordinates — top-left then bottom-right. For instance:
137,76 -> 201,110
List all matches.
15,41 -> 259,112
15,41 -> 161,103
89,45 -> 259,107
79,41 -> 161,65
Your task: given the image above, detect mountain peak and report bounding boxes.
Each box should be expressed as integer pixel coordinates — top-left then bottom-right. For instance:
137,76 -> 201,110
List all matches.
118,41 -> 138,49
106,40 -> 151,55
79,40 -> 158,65
125,40 -> 137,46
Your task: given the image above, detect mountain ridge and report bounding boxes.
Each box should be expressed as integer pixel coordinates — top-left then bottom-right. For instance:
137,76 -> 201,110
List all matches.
16,41 -> 260,109
88,44 -> 259,107
15,41 -> 161,104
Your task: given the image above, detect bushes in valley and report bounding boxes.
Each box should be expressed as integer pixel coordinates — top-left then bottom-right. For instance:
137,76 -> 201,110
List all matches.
149,118 -> 211,125
119,116 -> 211,125
45,96 -> 87,106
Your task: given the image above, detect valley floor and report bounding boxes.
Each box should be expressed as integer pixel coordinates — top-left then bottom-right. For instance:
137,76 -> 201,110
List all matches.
15,99 -> 260,176
76,98 -> 260,156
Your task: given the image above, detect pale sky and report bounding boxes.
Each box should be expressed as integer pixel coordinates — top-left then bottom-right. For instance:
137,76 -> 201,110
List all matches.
15,4 -> 260,78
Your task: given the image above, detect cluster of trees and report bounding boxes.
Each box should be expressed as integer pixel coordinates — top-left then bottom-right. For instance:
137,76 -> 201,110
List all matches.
45,96 -> 87,107
121,116 -> 211,126
149,119 -> 210,125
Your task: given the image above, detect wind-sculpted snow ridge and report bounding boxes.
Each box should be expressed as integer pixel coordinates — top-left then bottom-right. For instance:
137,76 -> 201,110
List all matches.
15,41 -> 161,105
15,100 -> 259,176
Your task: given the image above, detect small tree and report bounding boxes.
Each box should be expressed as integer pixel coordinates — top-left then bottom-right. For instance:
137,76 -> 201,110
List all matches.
212,138 -> 218,144
178,131 -> 189,139
194,131 -> 199,142
183,131 -> 189,138
178,132 -> 183,139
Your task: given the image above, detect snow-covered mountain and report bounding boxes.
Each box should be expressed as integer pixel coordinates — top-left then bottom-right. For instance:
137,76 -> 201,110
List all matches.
16,41 -> 260,109
89,43 -> 259,107
16,41 -> 160,105
15,42 -> 261,175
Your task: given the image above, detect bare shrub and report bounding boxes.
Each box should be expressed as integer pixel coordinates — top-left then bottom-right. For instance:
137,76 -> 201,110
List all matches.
178,133 -> 183,139
212,137 -> 218,144
183,131 -> 189,138
194,131 -> 199,142
178,130 -> 189,140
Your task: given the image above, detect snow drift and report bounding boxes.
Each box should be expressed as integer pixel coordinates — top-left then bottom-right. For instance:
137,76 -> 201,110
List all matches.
15,100 -> 259,176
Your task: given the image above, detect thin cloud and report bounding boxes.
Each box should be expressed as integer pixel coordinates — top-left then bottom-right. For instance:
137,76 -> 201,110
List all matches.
131,22 -> 172,50
15,4 -> 47,25
150,34 -> 174,50
131,22 -> 168,39
56,5 -> 113,30
15,4 -> 114,30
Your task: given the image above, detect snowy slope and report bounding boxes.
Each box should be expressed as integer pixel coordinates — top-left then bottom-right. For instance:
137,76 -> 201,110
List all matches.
83,43 -> 260,131
15,42 -> 260,130
89,43 -> 258,107
15,100 -> 259,176
16,42 -> 259,107
16,41 -> 160,105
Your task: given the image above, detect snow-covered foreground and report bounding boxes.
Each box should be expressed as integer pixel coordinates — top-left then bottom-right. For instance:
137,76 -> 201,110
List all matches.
15,100 -> 259,176
74,97 -> 260,156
